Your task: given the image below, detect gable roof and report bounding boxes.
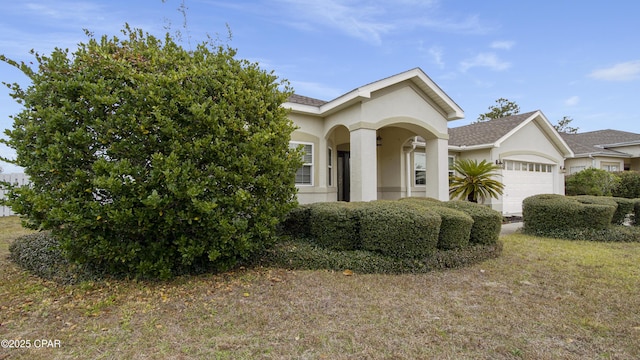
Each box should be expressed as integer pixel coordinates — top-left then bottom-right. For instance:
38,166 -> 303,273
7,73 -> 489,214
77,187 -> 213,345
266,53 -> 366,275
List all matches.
448,110 -> 574,157
560,129 -> 640,158
448,111 -> 539,147
284,68 -> 464,120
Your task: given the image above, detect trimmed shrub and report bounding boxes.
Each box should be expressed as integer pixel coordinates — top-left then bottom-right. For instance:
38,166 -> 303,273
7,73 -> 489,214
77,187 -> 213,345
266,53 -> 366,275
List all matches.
612,171 -> 640,199
611,197 -> 635,225
9,232 -> 98,284
440,200 -> 502,245
401,198 -> 472,250
260,239 -> 503,274
523,194 -> 615,235
279,204 -> 312,237
358,201 -> 441,258
309,202 -> 362,250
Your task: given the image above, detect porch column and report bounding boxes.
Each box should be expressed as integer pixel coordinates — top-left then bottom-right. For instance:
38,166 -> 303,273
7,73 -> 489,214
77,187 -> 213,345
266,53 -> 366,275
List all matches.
350,128 -> 377,202
425,137 -> 449,201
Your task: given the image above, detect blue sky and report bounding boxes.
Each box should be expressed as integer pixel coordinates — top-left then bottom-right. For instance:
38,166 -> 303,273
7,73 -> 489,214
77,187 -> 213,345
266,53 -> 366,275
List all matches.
1,0 -> 640,173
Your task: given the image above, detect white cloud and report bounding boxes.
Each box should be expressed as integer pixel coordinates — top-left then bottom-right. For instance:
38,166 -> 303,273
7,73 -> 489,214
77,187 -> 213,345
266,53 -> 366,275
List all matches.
428,46 -> 445,68
490,40 -> 515,50
460,53 -> 510,72
274,0 -> 490,45
564,96 -> 580,106
589,60 -> 640,81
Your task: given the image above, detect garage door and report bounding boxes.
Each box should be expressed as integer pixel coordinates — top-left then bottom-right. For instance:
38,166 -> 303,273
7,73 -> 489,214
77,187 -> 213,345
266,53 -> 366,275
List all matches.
501,161 -> 554,214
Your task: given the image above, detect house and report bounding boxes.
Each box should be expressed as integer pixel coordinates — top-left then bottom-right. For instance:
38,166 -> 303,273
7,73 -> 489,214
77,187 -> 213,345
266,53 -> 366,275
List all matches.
560,130 -> 640,174
285,68 -> 464,204
285,68 -> 573,215
448,111 -> 574,214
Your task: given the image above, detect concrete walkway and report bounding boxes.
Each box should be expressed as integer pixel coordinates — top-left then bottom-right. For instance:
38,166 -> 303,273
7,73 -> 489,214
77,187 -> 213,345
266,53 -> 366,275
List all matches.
500,222 -> 523,236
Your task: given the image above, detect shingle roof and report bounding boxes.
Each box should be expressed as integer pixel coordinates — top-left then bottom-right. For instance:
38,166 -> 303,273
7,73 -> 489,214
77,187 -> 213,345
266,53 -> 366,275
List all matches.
287,94 -> 328,107
448,111 -> 539,146
560,129 -> 640,157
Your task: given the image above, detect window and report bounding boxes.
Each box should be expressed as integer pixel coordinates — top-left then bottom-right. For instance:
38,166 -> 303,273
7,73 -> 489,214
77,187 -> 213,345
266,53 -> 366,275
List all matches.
327,148 -> 333,186
601,162 -> 619,172
290,142 -> 313,185
570,166 -> 586,174
415,151 -> 426,185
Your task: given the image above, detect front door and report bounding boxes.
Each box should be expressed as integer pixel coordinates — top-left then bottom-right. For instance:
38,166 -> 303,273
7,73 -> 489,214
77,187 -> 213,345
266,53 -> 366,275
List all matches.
337,151 -> 350,202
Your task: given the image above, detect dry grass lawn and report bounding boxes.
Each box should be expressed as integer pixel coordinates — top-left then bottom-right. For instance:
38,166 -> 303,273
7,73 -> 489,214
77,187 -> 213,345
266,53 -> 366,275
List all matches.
0,216 -> 639,359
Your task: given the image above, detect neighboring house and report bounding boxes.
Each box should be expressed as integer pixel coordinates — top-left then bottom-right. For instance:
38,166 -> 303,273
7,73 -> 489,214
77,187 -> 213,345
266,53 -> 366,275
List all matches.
560,130 -> 640,174
448,111 -> 574,215
285,68 -> 464,204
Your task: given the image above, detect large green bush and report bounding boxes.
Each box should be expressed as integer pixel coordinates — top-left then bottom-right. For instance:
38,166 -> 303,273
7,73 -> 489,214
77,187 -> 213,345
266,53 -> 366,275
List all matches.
0,27 -> 301,278
612,171 -> 640,199
440,200 -> 502,245
565,168 -> 620,196
523,194 -> 615,234
358,201 -> 440,258
400,198 -> 473,249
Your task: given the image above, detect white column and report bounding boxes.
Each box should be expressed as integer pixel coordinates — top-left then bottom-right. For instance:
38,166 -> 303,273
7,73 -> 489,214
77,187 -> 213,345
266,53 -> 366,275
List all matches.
350,128 -> 377,202
425,137 -> 449,200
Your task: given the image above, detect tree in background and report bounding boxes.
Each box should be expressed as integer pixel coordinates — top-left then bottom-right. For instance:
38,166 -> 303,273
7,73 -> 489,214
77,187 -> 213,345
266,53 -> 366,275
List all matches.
449,159 -> 505,203
476,98 -> 520,122
554,116 -> 579,134
0,26 -> 301,278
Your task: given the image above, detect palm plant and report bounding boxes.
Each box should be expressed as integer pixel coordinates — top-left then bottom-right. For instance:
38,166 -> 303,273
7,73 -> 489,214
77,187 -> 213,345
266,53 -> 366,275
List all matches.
449,159 -> 504,203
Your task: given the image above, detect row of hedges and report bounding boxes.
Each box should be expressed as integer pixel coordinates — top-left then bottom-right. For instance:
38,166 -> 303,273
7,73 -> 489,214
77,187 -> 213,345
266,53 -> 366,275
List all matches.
522,194 -> 640,241
280,198 -> 502,259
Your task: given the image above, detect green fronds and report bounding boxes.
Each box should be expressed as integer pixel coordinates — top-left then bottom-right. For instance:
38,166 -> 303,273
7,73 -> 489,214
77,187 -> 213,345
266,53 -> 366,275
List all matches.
449,159 -> 504,203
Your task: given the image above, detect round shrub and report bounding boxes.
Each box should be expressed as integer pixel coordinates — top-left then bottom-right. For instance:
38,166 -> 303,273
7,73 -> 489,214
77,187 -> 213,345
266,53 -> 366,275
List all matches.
9,232 -> 97,284
523,194 -> 615,235
309,202 -> 362,250
1,27 -> 301,278
440,200 -> 502,245
358,200 -> 441,258
400,198 -> 472,249
612,171 -> 640,199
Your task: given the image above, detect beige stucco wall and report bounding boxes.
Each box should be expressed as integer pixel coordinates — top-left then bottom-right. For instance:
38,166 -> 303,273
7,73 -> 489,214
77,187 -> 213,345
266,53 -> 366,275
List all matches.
290,83 -> 452,204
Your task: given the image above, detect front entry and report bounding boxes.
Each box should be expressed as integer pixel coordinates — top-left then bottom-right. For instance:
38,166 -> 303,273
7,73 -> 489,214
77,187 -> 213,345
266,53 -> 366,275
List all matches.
337,151 -> 350,202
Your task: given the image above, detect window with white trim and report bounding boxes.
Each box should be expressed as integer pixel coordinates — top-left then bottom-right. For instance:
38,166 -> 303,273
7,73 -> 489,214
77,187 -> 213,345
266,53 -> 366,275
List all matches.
290,142 -> 313,185
414,151 -> 426,185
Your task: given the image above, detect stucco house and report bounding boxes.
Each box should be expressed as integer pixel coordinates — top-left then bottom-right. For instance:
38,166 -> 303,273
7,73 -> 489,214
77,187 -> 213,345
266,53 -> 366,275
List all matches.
285,68 -> 464,204
560,130 -> 640,174
285,68 -> 574,214
448,111 -> 574,214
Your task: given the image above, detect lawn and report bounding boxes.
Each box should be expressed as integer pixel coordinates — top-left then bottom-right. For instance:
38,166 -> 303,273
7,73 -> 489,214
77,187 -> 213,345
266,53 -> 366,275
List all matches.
1,216 -> 639,359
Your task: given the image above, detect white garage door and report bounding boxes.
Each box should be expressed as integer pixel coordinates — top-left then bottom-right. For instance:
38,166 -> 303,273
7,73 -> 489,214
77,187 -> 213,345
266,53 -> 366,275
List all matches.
501,161 -> 554,214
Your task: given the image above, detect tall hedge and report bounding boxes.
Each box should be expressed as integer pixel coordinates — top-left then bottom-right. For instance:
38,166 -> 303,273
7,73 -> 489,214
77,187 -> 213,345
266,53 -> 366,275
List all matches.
0,27 -> 301,278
